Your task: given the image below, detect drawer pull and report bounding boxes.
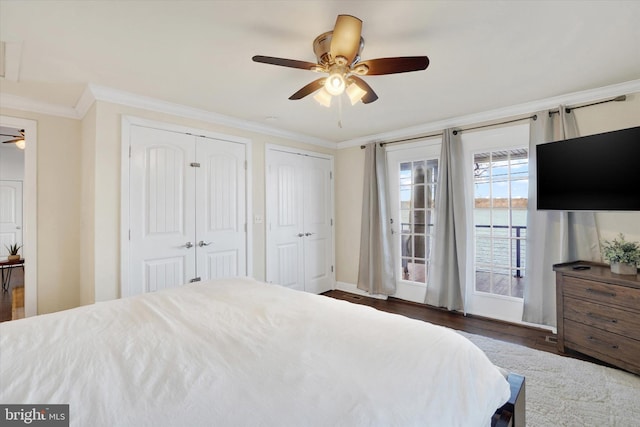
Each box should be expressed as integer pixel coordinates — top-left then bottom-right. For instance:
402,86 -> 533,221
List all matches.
587,336 -> 619,349
586,312 -> 618,324
585,288 -> 616,298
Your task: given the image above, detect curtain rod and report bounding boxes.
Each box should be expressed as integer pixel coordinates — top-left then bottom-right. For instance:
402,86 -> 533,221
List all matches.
549,94 -> 626,115
360,94 -> 627,149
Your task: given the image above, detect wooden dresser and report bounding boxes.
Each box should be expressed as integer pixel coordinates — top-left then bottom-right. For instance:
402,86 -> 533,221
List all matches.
554,261 -> 640,375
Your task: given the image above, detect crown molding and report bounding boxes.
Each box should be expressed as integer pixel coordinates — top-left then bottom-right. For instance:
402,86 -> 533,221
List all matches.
0,93 -> 79,119
337,79 -> 640,149
3,79 -> 638,151
85,84 -> 337,149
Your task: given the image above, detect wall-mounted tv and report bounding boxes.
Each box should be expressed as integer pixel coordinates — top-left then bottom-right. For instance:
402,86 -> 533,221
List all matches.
536,126 -> 640,211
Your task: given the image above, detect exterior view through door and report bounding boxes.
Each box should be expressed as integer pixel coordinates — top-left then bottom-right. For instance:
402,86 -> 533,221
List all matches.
127,125 -> 247,296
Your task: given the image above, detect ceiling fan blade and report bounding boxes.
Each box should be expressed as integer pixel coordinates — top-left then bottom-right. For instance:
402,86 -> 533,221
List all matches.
330,15 -> 362,64
252,55 -> 318,71
349,76 -> 378,104
2,139 -> 21,144
289,78 -> 326,100
357,56 -> 429,75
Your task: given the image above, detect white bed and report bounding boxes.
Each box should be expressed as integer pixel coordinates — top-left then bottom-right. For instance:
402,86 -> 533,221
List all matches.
1,277 -> 514,426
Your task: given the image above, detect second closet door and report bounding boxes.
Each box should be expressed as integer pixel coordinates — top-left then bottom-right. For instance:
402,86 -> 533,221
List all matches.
266,149 -> 333,294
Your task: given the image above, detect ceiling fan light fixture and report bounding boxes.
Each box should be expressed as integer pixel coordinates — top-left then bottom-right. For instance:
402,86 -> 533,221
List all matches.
325,72 -> 345,96
15,139 -> 25,150
346,81 -> 367,105
313,88 -> 332,107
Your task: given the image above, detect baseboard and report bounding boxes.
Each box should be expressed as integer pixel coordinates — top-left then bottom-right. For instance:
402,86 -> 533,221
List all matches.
335,282 -> 388,300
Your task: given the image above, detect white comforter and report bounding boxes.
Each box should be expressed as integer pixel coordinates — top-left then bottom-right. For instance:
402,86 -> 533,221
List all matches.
0,278 -> 510,426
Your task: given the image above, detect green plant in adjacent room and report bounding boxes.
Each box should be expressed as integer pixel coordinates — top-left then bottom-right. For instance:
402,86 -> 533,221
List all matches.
5,243 -> 21,256
601,233 -> 640,266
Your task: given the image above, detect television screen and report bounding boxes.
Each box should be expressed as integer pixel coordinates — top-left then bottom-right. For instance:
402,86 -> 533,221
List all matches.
536,126 -> 640,211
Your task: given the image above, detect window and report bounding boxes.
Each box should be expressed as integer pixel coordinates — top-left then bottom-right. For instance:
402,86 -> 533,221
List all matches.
473,148 -> 528,298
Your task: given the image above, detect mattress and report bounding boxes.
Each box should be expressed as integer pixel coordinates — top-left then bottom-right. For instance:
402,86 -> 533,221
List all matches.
0,277 -> 510,426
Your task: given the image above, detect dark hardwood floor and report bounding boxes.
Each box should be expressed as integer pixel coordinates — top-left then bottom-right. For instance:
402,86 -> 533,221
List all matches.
0,266 -> 24,322
322,289 -> 612,366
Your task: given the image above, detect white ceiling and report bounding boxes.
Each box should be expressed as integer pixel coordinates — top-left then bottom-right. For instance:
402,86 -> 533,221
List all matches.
1,1 -> 639,144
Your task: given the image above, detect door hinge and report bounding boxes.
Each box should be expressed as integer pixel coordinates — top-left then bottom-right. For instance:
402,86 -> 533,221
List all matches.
331,265 -> 334,273
129,146 -> 132,158
330,171 -> 333,180
330,218 -> 333,226
128,229 -> 131,240
189,277 -> 201,283
244,160 -> 248,170
190,162 -> 201,168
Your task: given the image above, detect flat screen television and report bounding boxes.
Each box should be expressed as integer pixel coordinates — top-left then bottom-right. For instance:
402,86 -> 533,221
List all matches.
536,126 -> 640,211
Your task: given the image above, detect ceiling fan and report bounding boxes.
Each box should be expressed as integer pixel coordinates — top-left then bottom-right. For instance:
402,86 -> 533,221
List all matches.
252,15 -> 429,106
1,129 -> 25,149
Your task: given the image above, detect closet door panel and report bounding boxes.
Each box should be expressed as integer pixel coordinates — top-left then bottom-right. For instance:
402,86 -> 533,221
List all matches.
303,156 -> 333,294
196,137 -> 246,281
266,151 -> 305,291
129,126 -> 196,295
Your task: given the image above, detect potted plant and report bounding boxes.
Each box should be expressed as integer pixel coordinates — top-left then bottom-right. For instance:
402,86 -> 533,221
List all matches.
601,233 -> 640,275
5,243 -> 22,261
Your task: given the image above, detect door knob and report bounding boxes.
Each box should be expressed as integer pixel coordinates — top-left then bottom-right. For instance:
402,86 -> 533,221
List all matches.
297,233 -> 305,237
182,242 -> 193,249
198,240 -> 212,247
305,232 -> 315,236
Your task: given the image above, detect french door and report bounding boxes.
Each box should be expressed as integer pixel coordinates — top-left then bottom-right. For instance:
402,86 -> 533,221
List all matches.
127,125 -> 246,296
265,147 -> 334,294
386,142 -> 440,303
461,124 -> 529,323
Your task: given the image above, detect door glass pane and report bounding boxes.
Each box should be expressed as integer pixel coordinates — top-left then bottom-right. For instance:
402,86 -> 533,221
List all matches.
473,148 -> 528,299
394,157 -> 438,286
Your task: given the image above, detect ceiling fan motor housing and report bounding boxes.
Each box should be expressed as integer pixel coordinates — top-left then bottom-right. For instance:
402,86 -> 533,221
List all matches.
313,31 -> 364,67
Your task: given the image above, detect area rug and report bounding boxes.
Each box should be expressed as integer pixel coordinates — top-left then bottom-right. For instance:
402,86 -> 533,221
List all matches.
458,331 -> 640,427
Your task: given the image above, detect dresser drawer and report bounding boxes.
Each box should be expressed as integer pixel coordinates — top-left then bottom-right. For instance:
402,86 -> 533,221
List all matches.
564,319 -> 640,368
562,276 -> 640,311
563,297 -> 640,341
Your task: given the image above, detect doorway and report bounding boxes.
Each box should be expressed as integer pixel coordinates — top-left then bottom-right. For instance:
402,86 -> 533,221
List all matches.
0,116 -> 37,317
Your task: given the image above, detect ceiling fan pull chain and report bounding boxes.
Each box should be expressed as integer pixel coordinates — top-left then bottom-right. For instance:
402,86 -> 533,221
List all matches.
338,94 -> 343,128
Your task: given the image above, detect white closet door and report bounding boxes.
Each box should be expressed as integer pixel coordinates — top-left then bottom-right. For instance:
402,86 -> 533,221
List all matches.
266,149 -> 334,293
0,180 -> 23,258
195,137 -> 246,280
129,126 -> 196,295
266,150 -> 305,290
303,156 -> 333,294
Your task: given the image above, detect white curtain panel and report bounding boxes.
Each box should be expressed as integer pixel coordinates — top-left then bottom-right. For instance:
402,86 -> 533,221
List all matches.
522,107 -> 601,326
357,143 -> 396,295
426,129 -> 466,310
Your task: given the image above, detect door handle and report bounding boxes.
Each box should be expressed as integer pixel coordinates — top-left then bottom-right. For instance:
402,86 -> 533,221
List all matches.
182,242 -> 193,249
198,240 -> 212,247
297,233 -> 305,237
304,232 -> 315,236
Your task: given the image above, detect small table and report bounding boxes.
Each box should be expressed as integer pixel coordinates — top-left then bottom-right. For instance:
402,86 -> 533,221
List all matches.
1,258 -> 24,292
